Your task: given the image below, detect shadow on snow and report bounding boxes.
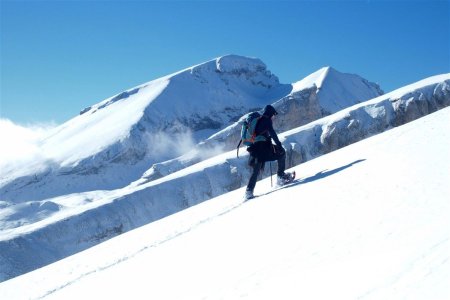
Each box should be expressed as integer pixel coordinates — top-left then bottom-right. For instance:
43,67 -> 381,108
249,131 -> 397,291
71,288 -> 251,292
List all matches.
260,159 -> 366,197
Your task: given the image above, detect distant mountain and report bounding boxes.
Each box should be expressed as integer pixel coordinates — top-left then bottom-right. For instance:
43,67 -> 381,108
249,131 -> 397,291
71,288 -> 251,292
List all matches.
291,66 -> 384,114
0,55 -> 291,202
0,55 -> 382,203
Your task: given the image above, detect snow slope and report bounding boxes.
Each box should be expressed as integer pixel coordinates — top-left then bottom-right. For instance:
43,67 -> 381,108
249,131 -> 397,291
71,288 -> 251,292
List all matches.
1,106 -> 448,300
0,73 -> 448,282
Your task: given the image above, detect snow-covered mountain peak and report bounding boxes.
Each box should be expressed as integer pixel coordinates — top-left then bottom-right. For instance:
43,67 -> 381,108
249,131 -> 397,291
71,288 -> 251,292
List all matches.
174,54 -> 283,93
292,66 -> 383,114
139,54 -> 289,134
186,54 -> 270,78
53,55 -> 287,152
215,55 -> 268,77
291,66 -> 330,91
79,55 -> 278,118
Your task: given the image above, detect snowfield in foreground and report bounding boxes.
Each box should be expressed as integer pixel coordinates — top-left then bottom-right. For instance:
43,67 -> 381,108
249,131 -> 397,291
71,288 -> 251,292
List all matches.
1,107 -> 448,300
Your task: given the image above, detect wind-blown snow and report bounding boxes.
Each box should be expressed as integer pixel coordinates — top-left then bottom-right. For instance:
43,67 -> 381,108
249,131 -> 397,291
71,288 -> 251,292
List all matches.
0,78 -> 169,188
0,119 -> 55,171
1,107 -> 448,300
46,79 -> 170,167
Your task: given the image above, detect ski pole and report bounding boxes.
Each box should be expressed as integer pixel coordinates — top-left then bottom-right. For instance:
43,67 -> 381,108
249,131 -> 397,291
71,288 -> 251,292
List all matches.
270,162 -> 273,187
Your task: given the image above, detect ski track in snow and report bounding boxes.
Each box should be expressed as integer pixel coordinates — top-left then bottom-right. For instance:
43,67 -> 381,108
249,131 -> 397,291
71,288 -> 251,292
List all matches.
35,195 -> 248,298
358,237 -> 450,299
33,173 -> 321,298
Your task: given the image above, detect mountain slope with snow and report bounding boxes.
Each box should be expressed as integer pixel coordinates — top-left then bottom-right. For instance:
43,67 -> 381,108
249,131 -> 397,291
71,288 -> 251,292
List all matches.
0,56 -> 384,205
0,55 -> 292,202
142,67 -> 385,181
133,73 -> 449,182
1,106 -> 449,300
0,73 -> 448,282
292,66 -> 384,113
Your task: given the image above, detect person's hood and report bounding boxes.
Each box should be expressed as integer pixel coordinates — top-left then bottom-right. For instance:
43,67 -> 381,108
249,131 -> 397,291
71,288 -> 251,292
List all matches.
262,105 -> 278,117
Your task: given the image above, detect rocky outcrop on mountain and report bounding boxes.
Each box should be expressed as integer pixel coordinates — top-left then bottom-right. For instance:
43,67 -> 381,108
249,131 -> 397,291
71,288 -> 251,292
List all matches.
287,75 -> 450,165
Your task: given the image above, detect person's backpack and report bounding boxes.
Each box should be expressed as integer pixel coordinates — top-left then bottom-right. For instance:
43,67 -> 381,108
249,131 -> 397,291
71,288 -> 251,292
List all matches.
236,111 -> 264,157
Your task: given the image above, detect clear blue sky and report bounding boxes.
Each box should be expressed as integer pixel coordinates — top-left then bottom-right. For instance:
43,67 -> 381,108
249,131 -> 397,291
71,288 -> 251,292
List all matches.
1,0 -> 449,125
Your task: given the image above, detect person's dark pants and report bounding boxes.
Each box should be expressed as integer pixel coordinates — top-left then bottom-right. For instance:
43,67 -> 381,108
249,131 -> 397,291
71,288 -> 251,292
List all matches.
246,144 -> 286,192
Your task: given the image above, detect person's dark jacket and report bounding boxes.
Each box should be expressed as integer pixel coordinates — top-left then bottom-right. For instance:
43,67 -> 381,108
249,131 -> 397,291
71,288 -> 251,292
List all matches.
247,105 -> 284,163
254,105 -> 282,148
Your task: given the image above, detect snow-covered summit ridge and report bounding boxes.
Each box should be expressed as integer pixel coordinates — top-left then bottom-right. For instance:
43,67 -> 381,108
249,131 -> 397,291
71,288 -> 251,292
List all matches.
142,54 -> 289,128
80,54 -> 281,121
215,55 -> 274,83
293,66 -> 384,114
